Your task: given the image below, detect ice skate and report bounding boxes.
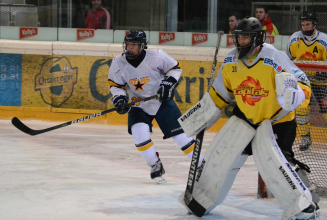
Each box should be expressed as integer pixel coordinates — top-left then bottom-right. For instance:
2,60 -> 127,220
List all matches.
299,133 -> 311,151
292,203 -> 321,220
150,153 -> 166,184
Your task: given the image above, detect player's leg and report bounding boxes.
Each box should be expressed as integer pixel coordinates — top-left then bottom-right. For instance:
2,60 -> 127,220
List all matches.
178,116 -> 256,216
252,119 -> 320,220
128,107 -> 166,183
154,99 -> 204,165
296,106 -> 311,151
172,133 -> 204,167
273,119 -> 321,207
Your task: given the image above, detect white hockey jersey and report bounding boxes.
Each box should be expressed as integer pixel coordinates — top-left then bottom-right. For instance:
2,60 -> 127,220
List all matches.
108,49 -> 181,115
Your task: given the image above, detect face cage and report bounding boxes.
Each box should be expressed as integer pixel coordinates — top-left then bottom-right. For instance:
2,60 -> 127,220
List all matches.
122,41 -> 146,60
232,32 -> 257,59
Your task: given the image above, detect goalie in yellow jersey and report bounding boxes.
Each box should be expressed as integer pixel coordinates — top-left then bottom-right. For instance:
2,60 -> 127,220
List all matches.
178,17 -> 321,219
286,11 -> 327,151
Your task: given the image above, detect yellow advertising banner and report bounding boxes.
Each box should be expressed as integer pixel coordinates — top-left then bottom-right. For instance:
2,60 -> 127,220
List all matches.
174,60 -> 222,113
22,55 -> 110,110
22,55 -> 222,112
19,54 -> 226,128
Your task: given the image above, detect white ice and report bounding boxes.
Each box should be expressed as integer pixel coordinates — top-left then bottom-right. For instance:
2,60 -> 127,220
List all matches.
0,119 -> 326,220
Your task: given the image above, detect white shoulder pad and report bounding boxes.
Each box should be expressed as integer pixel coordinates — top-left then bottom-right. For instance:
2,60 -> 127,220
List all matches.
178,92 -> 221,137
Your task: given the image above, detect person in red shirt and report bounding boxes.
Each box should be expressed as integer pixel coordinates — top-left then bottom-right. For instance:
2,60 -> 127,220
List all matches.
255,6 -> 279,35
85,0 -> 112,29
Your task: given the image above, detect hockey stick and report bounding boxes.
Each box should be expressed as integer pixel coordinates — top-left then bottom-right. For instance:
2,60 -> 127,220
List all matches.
12,94 -> 159,136
184,31 -> 224,216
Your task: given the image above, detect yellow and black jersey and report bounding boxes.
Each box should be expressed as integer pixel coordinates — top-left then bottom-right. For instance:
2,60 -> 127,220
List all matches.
287,31 -> 327,62
210,43 -> 311,125
286,31 -> 327,85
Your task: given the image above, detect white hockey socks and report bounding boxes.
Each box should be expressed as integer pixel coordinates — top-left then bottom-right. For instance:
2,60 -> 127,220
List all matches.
173,133 -> 204,167
131,123 -> 158,166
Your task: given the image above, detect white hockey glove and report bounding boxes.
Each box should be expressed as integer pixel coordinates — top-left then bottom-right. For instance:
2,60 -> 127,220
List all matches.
178,92 -> 221,137
275,72 -> 305,111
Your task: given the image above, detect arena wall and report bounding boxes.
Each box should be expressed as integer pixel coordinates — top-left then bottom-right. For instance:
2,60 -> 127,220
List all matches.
0,40 -> 231,132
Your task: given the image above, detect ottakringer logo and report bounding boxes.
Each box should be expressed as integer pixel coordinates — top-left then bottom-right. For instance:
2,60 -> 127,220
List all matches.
234,76 -> 269,106
35,57 -> 78,107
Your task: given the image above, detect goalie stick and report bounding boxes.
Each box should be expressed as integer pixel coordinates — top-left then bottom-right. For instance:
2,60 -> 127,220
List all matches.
12,94 -> 159,136
184,31 -> 224,216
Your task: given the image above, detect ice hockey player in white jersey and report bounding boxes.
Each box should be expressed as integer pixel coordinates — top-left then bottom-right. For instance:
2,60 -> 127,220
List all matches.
178,17 -> 321,219
108,30 -> 204,184
286,11 -> 327,152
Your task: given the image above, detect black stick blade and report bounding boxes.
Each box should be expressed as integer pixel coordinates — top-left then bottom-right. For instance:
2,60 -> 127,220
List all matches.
12,117 -> 33,135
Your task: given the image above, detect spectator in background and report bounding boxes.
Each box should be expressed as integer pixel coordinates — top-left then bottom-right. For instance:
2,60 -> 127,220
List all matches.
228,12 -> 240,34
255,6 -> 279,35
85,0 -> 112,29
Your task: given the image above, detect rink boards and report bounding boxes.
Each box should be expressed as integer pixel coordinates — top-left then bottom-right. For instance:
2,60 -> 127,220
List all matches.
0,41 -> 229,132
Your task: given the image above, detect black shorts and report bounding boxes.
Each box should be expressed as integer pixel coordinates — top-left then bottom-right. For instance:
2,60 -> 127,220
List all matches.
128,99 -> 184,139
233,105 -> 297,156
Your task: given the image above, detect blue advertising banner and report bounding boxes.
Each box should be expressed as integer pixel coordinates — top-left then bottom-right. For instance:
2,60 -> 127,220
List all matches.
0,54 -> 22,106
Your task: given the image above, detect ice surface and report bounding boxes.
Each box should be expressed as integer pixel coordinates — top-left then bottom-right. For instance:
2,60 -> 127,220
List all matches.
0,120 -> 326,220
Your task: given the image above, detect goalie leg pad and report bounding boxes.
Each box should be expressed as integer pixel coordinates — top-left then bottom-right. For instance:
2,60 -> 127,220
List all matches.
295,166 -> 320,204
179,116 -> 255,215
252,120 -> 313,220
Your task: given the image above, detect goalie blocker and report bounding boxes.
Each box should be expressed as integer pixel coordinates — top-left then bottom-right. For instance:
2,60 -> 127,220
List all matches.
178,92 -> 222,137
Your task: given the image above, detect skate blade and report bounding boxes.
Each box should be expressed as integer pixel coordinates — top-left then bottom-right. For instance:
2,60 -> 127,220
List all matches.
154,174 -> 166,184
294,211 -> 321,220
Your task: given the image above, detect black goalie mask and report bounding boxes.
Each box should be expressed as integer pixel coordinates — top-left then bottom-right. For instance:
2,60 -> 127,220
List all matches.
232,17 -> 266,60
123,30 -> 148,60
300,11 -> 318,36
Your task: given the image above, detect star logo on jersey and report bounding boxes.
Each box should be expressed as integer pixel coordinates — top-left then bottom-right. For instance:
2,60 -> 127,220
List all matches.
129,77 -> 150,91
134,80 -> 145,91
299,52 -> 317,61
234,76 -> 269,106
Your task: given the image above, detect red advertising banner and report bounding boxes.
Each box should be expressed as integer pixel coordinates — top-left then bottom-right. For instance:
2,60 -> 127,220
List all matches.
77,29 -> 95,41
322,98 -> 327,108
265,36 -> 275,44
20,28 -> 38,39
227,35 -> 234,47
159,32 -> 175,44
192,33 -> 208,45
